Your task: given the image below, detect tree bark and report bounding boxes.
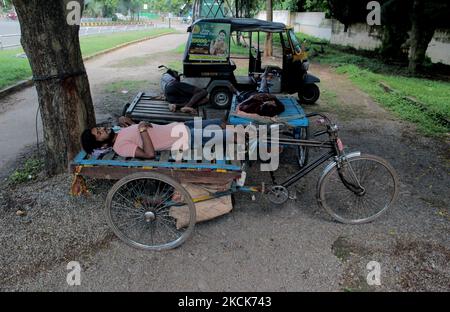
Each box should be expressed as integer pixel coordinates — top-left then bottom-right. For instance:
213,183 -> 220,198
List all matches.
264,0 -> 273,57
408,0 -> 435,73
13,0 -> 96,175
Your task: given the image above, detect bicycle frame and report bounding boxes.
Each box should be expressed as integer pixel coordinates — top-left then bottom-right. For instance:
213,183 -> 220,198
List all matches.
187,112 -> 362,203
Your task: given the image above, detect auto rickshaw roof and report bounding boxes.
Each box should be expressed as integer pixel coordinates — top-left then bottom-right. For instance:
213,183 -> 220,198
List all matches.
187,18 -> 287,33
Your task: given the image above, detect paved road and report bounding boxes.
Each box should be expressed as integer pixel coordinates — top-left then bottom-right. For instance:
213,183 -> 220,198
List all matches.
0,20 -> 182,50
0,33 -> 188,179
0,20 -> 21,49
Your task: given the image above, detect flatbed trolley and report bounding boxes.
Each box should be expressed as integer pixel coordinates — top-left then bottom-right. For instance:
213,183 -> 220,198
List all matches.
123,92 -> 207,124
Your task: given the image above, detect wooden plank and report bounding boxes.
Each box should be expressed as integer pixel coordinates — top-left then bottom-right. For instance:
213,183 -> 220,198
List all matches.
74,157 -> 241,171
74,166 -> 241,184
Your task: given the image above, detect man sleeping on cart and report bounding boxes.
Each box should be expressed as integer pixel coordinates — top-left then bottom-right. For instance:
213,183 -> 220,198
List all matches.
81,116 -> 234,159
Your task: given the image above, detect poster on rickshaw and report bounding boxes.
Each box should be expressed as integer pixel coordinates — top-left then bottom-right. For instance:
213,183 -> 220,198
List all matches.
188,22 -> 231,62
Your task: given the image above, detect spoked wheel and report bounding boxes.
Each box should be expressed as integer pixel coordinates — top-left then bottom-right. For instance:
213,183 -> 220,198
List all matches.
318,154 -> 399,224
105,172 -> 196,251
295,127 -> 309,168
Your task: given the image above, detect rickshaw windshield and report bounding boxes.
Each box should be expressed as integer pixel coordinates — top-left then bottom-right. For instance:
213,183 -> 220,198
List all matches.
289,29 -> 302,54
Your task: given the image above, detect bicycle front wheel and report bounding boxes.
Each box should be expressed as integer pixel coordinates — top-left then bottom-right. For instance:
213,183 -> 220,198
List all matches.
318,154 -> 399,224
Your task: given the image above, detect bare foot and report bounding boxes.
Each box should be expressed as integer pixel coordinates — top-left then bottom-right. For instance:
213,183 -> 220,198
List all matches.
168,104 -> 177,112
180,106 -> 198,115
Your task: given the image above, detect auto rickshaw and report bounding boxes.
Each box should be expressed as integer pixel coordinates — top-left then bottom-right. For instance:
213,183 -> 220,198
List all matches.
181,18 -> 320,108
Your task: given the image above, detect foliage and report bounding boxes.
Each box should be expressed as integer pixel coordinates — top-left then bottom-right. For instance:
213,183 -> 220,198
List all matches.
327,0 -> 450,72
148,0 -> 190,14
9,158 -> 44,185
327,0 -> 367,30
84,0 -> 152,18
272,0 -> 329,14
84,0 -> 119,17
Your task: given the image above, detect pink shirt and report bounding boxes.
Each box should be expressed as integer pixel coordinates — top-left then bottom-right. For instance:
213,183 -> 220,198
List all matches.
113,123 -> 189,158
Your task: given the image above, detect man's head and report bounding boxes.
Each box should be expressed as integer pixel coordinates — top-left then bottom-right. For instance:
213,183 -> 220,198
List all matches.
260,99 -> 283,117
81,126 -> 115,154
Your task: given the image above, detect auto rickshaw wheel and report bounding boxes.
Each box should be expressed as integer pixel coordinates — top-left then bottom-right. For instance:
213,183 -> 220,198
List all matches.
299,84 -> 320,105
210,87 -> 233,109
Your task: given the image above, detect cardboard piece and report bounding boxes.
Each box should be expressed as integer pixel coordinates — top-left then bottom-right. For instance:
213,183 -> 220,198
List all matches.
169,183 -> 233,229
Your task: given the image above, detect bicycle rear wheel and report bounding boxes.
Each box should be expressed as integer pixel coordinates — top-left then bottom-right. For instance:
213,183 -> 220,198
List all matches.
318,154 -> 399,224
105,172 -> 196,251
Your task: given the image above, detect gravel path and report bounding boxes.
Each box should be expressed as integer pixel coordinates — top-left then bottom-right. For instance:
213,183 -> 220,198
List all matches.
0,60 -> 448,291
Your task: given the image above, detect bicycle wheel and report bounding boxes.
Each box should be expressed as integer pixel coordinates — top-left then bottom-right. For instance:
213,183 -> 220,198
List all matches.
295,127 -> 309,168
318,154 -> 399,224
105,172 -> 196,251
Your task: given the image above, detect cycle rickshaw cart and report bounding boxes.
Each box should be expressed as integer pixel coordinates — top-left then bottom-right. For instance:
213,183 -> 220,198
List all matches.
71,111 -> 399,251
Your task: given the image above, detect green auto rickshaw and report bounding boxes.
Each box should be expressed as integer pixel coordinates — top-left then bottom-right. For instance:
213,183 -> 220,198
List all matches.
181,18 -> 320,108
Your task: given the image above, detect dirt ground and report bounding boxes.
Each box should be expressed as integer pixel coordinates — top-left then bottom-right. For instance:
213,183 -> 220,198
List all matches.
0,38 -> 449,291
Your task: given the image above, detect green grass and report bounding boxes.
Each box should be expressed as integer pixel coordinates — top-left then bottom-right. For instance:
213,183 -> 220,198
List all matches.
335,64 -> 450,135
9,158 -> 44,185
311,45 -> 450,136
0,28 -> 175,90
0,49 -> 33,90
79,28 -> 176,57
104,80 -> 149,93
172,43 -> 186,54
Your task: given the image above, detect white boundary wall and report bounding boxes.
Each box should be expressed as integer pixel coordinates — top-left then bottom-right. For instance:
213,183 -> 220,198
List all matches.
256,11 -> 450,65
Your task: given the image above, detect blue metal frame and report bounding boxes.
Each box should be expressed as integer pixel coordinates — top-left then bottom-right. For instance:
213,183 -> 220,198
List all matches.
73,151 -> 242,171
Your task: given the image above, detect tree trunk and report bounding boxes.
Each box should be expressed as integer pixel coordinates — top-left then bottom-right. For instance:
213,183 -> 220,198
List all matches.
13,0 -> 96,175
408,0 -> 435,73
264,0 -> 273,57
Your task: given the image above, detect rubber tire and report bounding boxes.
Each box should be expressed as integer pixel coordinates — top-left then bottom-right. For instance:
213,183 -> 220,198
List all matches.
317,154 -> 399,224
210,87 -> 233,109
105,172 -> 196,251
296,127 -> 309,169
299,84 -> 320,105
